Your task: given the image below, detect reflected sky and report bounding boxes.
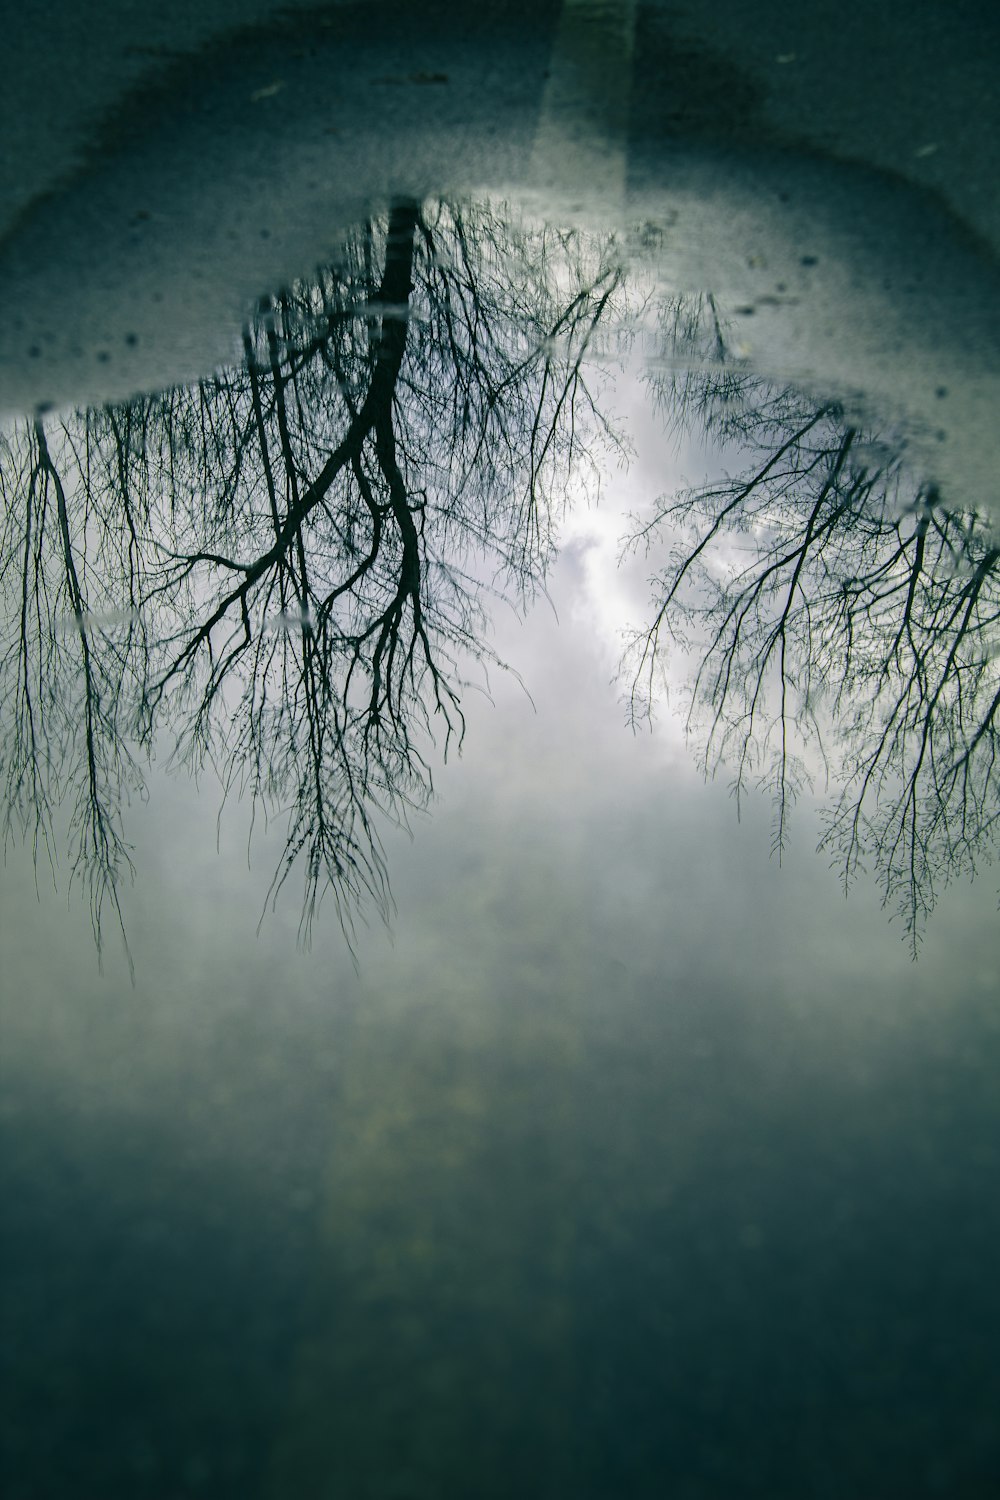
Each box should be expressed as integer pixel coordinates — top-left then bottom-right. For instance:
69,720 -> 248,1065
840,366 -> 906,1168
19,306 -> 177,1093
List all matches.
2,197 -> 1000,1499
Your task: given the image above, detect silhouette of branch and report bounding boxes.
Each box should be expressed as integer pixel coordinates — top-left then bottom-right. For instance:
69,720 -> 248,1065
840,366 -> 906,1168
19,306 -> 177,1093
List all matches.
0,197 -> 625,960
627,298 -> 1000,950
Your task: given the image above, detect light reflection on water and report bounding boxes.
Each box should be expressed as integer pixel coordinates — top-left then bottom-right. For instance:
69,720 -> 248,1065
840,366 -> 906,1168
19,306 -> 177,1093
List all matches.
1,197 -> 999,1499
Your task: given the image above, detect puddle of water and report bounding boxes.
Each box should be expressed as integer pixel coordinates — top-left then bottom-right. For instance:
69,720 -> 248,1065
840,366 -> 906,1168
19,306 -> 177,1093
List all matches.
2,87 -> 1000,1500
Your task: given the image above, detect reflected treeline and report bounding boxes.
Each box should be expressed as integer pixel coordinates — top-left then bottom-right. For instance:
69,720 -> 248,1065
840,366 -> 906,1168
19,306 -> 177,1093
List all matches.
628,293 -> 1000,949
0,199 -> 625,961
2,203 -> 997,962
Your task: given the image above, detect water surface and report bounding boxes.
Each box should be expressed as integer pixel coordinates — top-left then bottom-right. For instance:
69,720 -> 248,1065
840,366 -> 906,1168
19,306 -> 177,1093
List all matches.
2,165 -> 999,1500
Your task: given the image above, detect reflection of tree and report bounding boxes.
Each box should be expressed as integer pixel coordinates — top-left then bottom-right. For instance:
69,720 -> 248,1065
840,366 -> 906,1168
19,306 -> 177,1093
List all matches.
628,296 -> 1000,948
0,419 -> 144,970
0,199 -> 624,958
